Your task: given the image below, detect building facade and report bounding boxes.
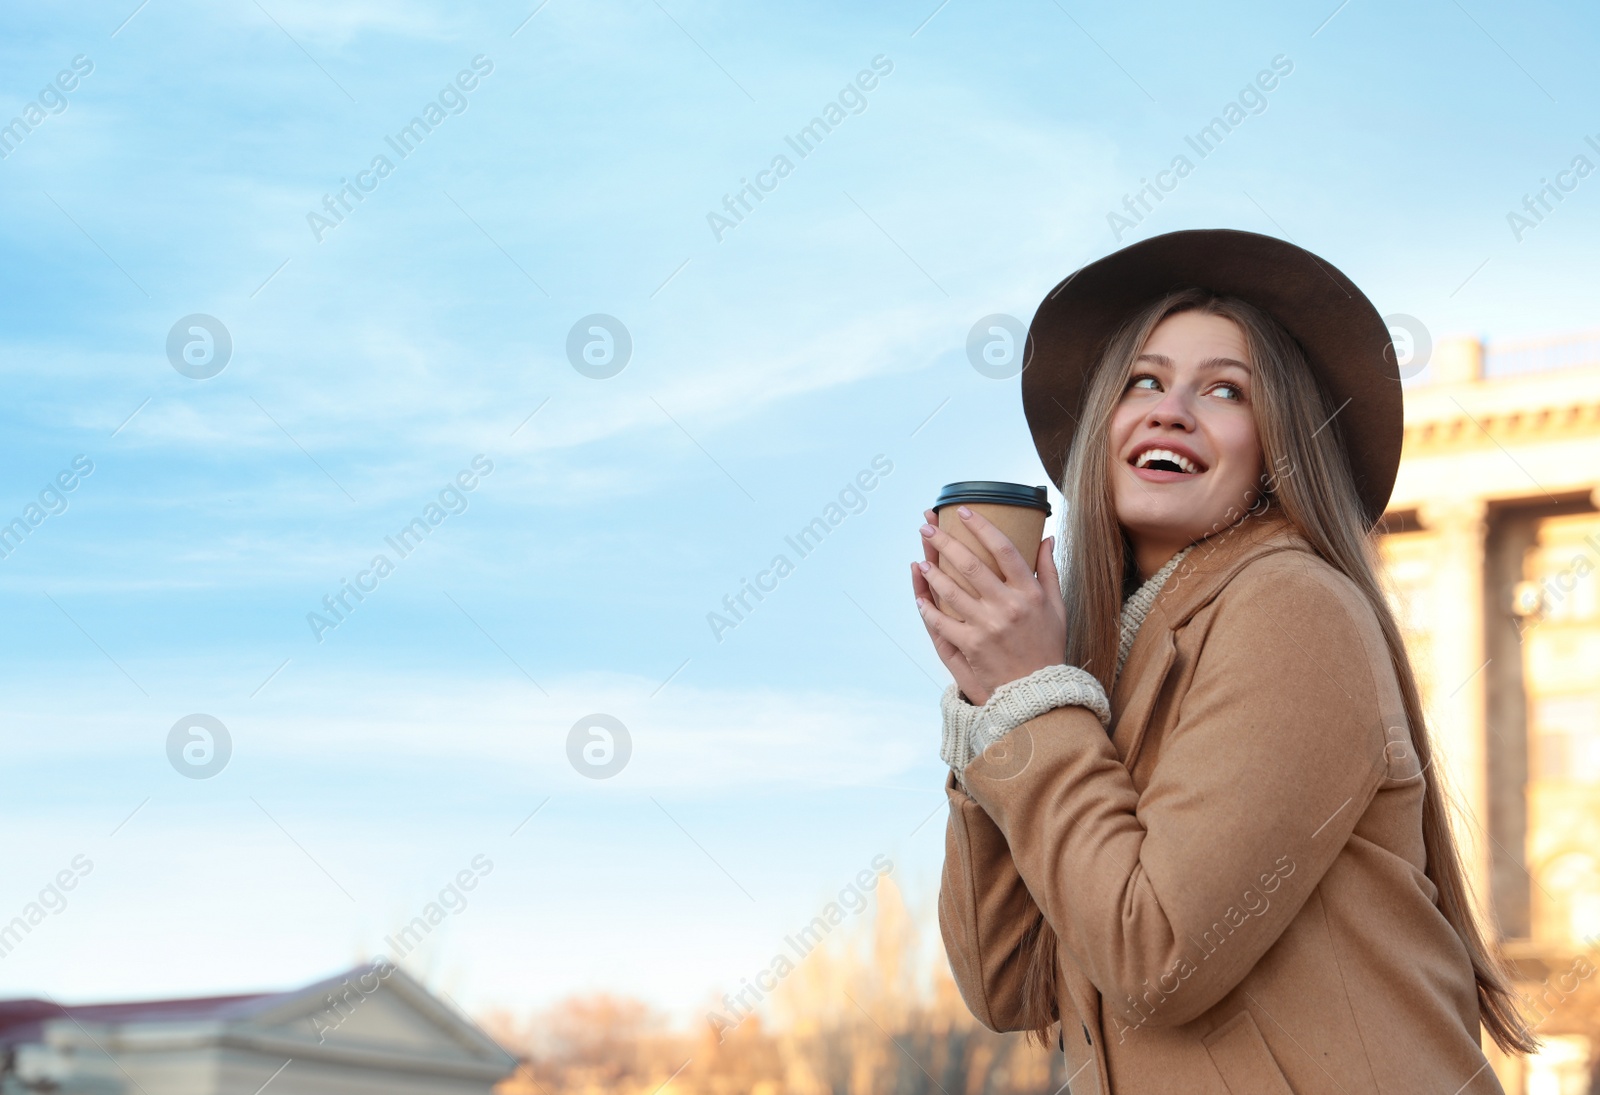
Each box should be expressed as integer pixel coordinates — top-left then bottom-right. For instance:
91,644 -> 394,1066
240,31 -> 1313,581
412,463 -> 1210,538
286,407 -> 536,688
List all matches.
0,963 -> 515,1094
1378,331 -> 1600,1095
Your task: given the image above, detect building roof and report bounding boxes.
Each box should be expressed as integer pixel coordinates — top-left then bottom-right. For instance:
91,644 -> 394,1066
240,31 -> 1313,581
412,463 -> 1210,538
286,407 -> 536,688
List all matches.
0,964 -> 517,1090
0,965 -> 438,1046
0,992 -> 274,1042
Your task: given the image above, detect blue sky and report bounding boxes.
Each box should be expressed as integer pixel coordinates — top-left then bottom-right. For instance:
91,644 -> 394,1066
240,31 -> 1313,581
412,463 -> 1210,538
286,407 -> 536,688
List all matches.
1,0 -> 1597,1027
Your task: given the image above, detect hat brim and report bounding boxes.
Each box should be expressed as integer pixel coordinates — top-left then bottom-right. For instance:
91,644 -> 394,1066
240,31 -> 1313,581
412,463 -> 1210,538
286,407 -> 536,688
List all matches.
1021,228 -> 1402,528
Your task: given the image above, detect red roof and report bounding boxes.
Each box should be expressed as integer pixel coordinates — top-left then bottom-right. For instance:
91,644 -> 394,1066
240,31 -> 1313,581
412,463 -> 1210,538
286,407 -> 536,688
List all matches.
0,966 -> 375,1044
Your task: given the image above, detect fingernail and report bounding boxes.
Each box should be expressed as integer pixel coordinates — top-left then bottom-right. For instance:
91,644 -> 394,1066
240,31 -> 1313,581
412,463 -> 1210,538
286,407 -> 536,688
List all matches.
920,523 -> 936,537
916,560 -> 930,573
958,505 -> 972,518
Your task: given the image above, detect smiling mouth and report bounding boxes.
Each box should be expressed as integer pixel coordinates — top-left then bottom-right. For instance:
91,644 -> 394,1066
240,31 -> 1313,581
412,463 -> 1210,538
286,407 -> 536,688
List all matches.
1132,448 -> 1205,475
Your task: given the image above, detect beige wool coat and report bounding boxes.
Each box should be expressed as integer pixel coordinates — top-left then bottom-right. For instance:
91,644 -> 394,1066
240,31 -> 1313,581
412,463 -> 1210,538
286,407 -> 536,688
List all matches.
939,508 -> 1503,1094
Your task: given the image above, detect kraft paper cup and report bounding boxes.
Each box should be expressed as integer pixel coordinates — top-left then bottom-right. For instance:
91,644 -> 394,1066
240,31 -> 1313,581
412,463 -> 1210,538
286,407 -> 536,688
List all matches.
931,481 -> 1052,617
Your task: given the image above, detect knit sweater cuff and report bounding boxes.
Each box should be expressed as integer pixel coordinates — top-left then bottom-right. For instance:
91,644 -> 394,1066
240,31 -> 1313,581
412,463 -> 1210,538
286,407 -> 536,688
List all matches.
940,666 -> 1111,775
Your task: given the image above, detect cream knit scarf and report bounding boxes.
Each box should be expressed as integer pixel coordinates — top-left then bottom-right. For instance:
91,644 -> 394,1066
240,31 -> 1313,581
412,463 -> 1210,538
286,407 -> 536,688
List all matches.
1115,544 -> 1193,683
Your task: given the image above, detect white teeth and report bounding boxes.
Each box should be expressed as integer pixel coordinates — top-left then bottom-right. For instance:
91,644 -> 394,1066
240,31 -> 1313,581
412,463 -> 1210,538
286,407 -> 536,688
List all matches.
1135,447 -> 1200,474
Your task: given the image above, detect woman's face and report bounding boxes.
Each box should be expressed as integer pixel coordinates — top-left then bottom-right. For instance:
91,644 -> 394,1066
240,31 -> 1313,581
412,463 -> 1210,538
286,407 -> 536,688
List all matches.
1108,310 -> 1266,562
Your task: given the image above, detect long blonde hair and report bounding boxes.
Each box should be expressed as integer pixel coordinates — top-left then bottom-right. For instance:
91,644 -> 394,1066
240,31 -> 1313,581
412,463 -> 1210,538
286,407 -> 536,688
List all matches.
1018,288 -> 1537,1056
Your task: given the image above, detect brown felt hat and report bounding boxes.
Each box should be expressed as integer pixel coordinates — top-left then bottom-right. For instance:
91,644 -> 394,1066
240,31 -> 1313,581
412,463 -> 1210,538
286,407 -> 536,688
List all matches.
1021,228 -> 1404,528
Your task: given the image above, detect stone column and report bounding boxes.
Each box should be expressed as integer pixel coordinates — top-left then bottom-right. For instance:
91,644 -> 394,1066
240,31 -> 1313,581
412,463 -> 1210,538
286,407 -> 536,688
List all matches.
1432,335 -> 1485,385
1417,496 -> 1493,920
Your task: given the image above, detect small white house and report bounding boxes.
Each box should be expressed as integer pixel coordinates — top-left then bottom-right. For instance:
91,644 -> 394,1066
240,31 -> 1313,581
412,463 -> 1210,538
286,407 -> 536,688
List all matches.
0,962 -> 517,1094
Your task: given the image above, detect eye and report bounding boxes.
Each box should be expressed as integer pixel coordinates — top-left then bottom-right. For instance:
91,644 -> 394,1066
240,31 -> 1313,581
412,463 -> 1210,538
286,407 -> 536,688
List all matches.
1212,381 -> 1245,402
1127,373 -> 1160,391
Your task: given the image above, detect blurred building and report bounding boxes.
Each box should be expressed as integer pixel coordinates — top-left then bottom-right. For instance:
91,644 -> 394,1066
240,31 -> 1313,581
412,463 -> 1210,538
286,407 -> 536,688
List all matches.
1378,331 -> 1600,1095
0,963 -> 515,1094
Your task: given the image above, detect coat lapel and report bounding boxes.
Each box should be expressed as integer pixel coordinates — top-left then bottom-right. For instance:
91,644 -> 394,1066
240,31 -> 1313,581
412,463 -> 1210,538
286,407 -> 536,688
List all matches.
1108,628 -> 1177,768
1108,509 -> 1311,770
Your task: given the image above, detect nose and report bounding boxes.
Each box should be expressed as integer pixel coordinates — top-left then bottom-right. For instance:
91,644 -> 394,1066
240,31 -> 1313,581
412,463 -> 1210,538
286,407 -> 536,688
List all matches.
1144,384 -> 1196,431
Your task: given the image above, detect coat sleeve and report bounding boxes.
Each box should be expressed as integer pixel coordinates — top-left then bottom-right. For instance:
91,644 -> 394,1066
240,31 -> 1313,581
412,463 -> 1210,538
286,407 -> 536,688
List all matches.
938,768 -> 1053,1032
957,557 -> 1400,1031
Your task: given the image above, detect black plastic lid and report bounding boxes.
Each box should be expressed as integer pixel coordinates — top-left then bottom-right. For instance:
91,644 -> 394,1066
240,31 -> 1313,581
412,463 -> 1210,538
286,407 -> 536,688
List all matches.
933,481 -> 1052,515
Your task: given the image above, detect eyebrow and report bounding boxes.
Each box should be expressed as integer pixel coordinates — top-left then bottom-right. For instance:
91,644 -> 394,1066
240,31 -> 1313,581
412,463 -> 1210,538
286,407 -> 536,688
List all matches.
1135,353 -> 1252,374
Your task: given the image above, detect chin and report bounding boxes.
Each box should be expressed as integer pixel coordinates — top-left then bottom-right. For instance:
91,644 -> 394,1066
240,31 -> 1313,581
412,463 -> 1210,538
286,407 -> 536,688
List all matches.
1122,513 -> 1203,545
1118,498 -> 1251,548
1116,500 -> 1190,537
1114,483 -> 1259,545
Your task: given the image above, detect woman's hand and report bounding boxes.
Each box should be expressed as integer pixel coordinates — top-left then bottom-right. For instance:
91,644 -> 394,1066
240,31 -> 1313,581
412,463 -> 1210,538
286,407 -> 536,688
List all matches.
910,506 -> 1067,706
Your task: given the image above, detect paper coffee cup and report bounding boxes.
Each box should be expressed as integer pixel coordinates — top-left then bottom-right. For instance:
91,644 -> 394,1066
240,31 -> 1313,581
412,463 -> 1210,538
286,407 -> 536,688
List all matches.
931,481 -> 1052,614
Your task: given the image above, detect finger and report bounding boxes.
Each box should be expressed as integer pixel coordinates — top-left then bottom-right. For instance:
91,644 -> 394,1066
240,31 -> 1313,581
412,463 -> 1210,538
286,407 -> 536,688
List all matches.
1036,535 -> 1059,583
955,506 -> 1033,585
911,577 -> 983,694
915,558 -> 979,621
917,605 -> 972,669
912,563 -> 960,635
1036,535 -> 1059,590
921,521 -> 1004,600
1036,536 -> 1067,623
915,587 -> 978,651
910,570 -> 963,664
923,610 -> 965,667
921,510 -> 943,567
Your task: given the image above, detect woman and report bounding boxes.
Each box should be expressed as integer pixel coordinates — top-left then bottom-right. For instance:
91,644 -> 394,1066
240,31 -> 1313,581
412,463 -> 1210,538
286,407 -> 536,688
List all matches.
911,230 -> 1535,1093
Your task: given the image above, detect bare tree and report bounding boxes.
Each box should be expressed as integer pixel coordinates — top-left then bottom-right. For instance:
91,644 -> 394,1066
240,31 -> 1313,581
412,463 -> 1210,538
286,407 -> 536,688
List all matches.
487,876 -> 1065,1095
